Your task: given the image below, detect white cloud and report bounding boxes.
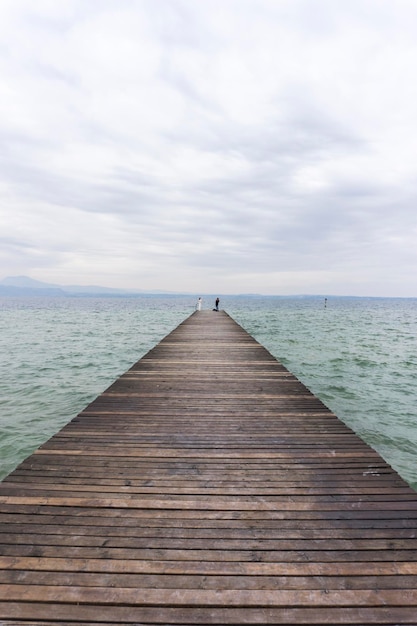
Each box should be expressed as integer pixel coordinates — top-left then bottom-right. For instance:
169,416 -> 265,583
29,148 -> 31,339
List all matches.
1,0 -> 417,295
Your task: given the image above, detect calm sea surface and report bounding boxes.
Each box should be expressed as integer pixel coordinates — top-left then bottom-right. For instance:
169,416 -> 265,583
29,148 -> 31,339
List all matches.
1,295 -> 417,489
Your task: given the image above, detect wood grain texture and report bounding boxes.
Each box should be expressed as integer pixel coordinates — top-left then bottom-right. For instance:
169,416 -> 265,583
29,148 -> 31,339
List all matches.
1,310 -> 417,625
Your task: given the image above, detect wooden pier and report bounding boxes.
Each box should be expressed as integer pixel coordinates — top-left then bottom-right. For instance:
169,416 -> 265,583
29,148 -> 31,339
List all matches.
1,310 -> 417,624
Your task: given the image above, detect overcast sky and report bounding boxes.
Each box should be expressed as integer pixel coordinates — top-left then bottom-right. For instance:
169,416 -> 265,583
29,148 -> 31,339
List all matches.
1,0 -> 417,296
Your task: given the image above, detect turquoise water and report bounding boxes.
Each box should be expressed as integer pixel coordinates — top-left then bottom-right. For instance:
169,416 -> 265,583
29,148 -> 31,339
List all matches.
1,295 -> 417,489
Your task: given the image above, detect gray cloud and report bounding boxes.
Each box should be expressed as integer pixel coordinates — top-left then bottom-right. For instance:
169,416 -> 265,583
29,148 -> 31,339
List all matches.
1,0 -> 417,295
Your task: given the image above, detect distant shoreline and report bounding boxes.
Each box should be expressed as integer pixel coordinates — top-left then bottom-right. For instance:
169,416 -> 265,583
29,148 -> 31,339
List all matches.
1,287 -> 416,300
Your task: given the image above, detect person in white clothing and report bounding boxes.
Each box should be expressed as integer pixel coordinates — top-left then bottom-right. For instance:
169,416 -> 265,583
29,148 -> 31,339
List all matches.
196,297 -> 202,311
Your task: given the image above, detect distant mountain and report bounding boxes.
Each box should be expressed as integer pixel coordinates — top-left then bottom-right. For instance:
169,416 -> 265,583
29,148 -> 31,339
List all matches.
1,276 -> 58,289
0,276 -> 183,297
0,275 -> 120,295
0,285 -> 66,296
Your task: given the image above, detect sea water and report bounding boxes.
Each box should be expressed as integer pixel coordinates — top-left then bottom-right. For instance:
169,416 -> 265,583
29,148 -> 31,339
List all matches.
1,295 -> 416,489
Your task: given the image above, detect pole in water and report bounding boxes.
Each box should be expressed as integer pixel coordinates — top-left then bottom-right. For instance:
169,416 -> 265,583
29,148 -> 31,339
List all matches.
324,297 -> 327,308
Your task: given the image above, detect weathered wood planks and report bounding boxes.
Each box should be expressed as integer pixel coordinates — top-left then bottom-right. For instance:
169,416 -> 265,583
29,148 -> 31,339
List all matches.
1,310 -> 417,625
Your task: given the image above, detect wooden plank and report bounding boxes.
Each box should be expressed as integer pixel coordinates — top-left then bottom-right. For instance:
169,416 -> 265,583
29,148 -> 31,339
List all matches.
2,555 -> 417,576
2,521 -> 417,539
3,585 -> 417,607
2,602 -> 417,625
2,544 -> 417,564
3,530 -> 417,551
1,310 -> 417,625
3,570 -> 417,591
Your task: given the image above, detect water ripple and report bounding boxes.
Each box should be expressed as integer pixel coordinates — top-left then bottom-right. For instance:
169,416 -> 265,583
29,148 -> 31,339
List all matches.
1,295 -> 417,492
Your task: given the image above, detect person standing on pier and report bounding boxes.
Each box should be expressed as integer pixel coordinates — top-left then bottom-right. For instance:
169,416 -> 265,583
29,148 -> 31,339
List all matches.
215,297 -> 220,311
196,297 -> 202,311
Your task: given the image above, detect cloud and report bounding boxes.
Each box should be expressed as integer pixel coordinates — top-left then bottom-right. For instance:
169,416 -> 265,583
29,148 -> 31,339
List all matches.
1,0 -> 417,295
